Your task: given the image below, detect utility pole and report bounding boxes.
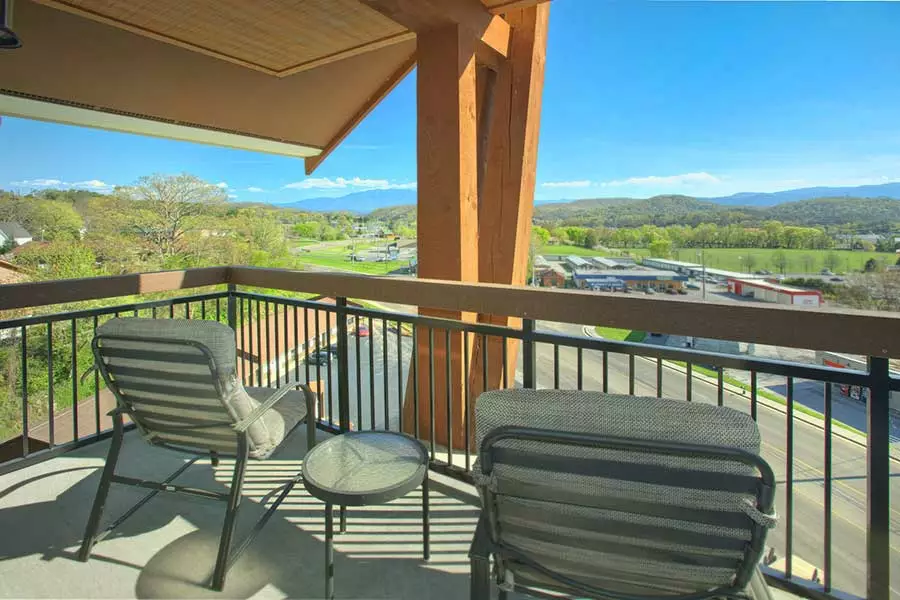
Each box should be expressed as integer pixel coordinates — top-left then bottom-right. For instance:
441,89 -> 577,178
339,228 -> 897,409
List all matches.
698,248 -> 707,300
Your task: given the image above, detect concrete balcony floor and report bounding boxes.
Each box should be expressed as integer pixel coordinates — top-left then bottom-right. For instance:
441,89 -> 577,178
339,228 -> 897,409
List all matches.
0,428 -> 799,599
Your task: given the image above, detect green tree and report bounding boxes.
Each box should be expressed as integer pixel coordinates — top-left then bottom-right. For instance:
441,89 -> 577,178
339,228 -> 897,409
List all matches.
532,226 -> 551,246
742,254 -> 758,273
293,221 -> 322,239
648,238 -> 673,258
770,250 -> 788,275
124,173 -> 227,257
800,254 -> 815,274
823,251 -> 841,272
864,257 -> 882,273
583,229 -> 598,249
13,241 -> 98,280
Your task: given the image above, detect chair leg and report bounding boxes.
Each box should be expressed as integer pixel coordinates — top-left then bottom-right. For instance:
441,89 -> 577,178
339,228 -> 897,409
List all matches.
422,470 -> 430,561
211,438 -> 249,591
78,412 -> 125,562
470,555 -> 491,600
339,505 -> 347,533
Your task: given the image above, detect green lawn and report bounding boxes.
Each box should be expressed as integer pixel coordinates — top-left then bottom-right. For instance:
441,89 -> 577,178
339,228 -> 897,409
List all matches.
539,243 -> 606,257
633,247 -> 896,274
595,327 -> 647,342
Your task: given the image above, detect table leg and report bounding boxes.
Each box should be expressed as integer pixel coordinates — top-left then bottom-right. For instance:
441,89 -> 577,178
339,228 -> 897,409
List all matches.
422,470 -> 430,561
325,503 -> 334,600
340,505 -> 347,533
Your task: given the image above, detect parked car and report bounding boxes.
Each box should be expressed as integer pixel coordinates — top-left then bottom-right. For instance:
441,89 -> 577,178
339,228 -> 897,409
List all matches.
357,323 -> 370,337
676,288 -> 688,295
821,268 -> 833,275
644,288 -> 656,295
665,288 -> 678,295
830,276 -> 844,282
306,349 -> 333,366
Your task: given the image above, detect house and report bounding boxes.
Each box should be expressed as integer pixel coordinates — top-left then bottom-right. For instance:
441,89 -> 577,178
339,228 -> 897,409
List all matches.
0,222 -> 33,247
535,265 -> 566,287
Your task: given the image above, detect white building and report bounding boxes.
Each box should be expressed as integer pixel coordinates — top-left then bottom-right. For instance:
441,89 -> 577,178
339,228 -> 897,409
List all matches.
728,278 -> 822,307
640,258 -> 701,273
0,222 -> 33,247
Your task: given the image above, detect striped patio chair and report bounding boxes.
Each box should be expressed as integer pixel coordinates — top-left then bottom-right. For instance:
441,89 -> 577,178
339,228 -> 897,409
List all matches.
77,318 -> 317,591
469,390 -> 777,600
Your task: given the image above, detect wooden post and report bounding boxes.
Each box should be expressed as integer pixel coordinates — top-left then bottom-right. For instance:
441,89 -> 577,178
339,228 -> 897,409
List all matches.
405,23 -> 480,450
470,5 -> 550,419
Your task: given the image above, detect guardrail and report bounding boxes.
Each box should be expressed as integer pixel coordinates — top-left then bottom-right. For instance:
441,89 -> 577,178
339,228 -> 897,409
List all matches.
1,267 -> 898,599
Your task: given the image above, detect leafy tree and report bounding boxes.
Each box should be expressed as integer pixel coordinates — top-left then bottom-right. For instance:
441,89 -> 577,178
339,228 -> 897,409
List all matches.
583,229 -> 598,249
648,238 -> 673,258
293,221 -> 322,239
532,226 -> 551,246
13,242 -> 98,280
800,254 -> 815,274
742,254 -> 758,273
864,257 -> 882,273
396,225 -> 416,239
823,251 -> 841,272
123,174 -> 227,257
770,250 -> 788,275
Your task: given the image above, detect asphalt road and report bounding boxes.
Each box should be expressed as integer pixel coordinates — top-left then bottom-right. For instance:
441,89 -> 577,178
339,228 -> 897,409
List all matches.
299,320 -> 898,598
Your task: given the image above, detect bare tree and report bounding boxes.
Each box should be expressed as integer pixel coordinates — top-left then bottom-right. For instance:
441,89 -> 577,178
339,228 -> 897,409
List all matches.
800,254 -> 815,274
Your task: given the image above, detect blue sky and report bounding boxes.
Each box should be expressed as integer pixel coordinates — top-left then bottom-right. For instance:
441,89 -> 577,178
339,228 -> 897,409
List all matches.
3,0 -> 900,204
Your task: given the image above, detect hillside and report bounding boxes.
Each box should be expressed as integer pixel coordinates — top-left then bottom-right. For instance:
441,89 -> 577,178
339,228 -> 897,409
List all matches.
708,181 -> 900,206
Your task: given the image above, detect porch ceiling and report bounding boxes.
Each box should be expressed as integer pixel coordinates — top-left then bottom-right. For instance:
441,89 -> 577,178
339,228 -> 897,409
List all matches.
0,0 -> 546,157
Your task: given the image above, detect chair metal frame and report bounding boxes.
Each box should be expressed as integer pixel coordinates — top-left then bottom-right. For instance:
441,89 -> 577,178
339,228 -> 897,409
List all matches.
78,332 -> 317,591
470,425 -> 776,600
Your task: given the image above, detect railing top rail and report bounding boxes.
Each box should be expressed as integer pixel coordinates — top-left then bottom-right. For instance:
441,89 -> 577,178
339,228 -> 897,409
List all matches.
1,265 -> 899,357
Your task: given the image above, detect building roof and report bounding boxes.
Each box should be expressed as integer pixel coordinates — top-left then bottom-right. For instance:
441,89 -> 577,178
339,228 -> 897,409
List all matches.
640,258 -> 702,268
574,270 -> 688,280
533,255 -> 550,268
730,278 -> 821,295
591,256 -> 631,268
566,255 -> 591,267
0,1 -> 545,160
694,267 -> 766,280
0,222 -> 32,239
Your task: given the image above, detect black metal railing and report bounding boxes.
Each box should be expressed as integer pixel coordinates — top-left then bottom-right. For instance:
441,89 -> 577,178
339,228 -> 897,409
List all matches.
0,286 -> 897,600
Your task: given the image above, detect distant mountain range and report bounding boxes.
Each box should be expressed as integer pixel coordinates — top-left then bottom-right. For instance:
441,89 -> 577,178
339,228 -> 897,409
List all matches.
704,182 -> 900,206
276,181 -> 900,213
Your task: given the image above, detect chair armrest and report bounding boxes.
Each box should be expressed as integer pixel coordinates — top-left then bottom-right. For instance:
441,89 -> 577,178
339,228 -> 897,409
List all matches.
233,376 -> 316,434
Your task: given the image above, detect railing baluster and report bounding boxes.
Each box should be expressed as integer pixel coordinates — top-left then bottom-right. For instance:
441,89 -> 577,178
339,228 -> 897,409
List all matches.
184,302 -> 190,319
201,299 -> 207,320
577,347 -> 583,391
169,303 -> 174,319
46,322 -> 54,447
368,316 -> 375,430
502,338 -> 508,389
786,376 -> 794,579
412,324 -> 420,440
383,318 -> 389,430
336,298 -> 350,433
93,315 -> 100,437
685,362 -> 692,401
428,328 -> 436,461
239,297 -> 247,385
325,310 -> 333,426
717,368 -> 724,407
20,325 -> 28,457
314,308 -> 322,420
265,301 -> 272,388
750,371 -> 758,421
523,319 -> 536,389
216,297 -> 221,322
283,304 -> 289,386
628,354 -> 635,395
152,306 -> 157,319
303,306 -> 310,386
553,344 -> 560,390
866,356 -> 891,600
463,330 -> 471,472
273,302 -> 281,386
824,381 -> 833,594
602,350 -> 608,393
255,300 -> 262,387
293,305 -> 300,383
355,315 -> 362,430
654,358 -> 662,398
445,328 -> 452,466
397,320 -> 403,433
71,319 -> 78,442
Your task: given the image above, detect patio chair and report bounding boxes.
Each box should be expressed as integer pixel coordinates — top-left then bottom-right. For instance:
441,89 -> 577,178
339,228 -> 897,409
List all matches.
77,317 -> 318,591
469,390 -> 777,600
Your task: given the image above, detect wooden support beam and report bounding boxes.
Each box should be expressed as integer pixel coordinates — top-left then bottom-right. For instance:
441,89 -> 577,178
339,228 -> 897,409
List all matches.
305,53 -> 416,175
402,23 -> 480,449
362,0 -> 510,57
471,4 -> 549,405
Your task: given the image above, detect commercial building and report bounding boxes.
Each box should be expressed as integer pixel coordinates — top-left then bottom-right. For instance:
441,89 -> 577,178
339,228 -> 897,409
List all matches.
727,278 -> 822,307
591,256 -> 636,269
535,265 -> 567,287
689,267 -> 765,282
817,352 -> 900,410
639,258 -> 701,274
574,270 -> 688,291
565,255 -> 592,270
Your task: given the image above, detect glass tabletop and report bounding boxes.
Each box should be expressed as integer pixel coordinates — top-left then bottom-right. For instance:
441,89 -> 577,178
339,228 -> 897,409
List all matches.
302,431 -> 428,503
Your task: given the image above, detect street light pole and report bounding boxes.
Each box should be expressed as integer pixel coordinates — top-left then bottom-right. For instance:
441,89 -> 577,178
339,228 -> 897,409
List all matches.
698,248 -> 707,300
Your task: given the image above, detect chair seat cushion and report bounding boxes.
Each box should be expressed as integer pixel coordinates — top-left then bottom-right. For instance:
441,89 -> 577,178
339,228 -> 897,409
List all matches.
244,387 -> 308,459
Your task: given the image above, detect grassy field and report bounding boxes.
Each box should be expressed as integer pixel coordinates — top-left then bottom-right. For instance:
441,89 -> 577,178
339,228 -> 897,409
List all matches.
632,247 -> 896,274
541,243 -> 896,274
594,327 -> 647,342
294,243 -> 407,275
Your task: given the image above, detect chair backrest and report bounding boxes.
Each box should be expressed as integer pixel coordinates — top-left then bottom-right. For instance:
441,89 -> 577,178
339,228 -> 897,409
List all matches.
473,389 -> 776,599
93,318 -> 273,457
